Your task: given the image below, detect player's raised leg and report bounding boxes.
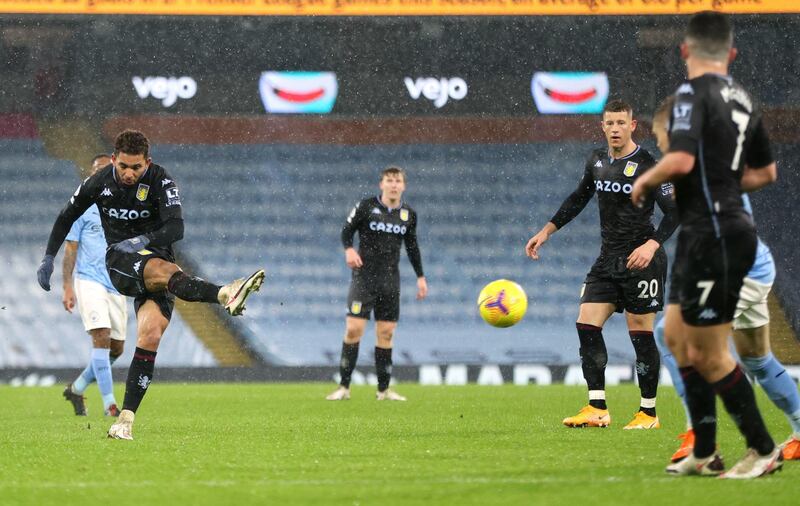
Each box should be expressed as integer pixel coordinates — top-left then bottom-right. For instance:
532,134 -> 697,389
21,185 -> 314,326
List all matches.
563,302 -> 614,427
624,311 -> 661,429
327,316 -> 366,400
375,320 -> 404,401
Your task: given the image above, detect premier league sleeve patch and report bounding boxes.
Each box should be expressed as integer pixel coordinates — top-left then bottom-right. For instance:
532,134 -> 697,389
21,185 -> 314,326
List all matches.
165,187 -> 181,207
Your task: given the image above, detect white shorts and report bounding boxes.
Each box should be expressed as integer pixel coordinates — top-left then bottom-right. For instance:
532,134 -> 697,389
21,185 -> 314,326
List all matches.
732,277 -> 772,330
75,278 -> 128,341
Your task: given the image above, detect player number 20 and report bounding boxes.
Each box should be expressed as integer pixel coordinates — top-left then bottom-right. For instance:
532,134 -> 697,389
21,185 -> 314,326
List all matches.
637,279 -> 659,299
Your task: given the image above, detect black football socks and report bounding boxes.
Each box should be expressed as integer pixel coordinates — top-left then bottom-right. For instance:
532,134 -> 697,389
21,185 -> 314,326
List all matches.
577,323 -> 608,410
630,330 -> 660,417
375,347 -> 393,392
339,342 -> 360,388
713,365 -> 775,455
167,271 -> 221,304
681,366 -> 717,458
122,347 -> 156,413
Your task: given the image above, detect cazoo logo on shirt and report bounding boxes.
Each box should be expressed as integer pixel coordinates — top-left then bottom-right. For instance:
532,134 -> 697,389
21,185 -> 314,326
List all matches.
595,180 -> 632,194
370,221 -> 407,235
102,207 -> 152,220
132,76 -> 198,108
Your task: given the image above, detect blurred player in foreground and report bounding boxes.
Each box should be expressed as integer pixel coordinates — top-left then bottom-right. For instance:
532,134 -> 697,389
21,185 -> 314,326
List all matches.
38,130 -> 264,439
650,96 -> 800,464
526,100 -> 678,429
327,166 -> 427,401
632,12 -> 781,478
61,154 -> 126,417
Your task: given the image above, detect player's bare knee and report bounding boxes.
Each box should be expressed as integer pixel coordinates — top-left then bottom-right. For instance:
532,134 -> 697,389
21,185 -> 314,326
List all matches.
137,331 -> 162,350
110,339 -> 125,359
377,332 -> 394,348
144,259 -> 181,292
344,326 -> 364,343
89,328 -> 112,348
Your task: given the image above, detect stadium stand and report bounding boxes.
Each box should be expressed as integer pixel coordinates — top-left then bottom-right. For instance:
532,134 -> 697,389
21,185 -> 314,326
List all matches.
156,142 -> 653,366
0,139 -> 216,368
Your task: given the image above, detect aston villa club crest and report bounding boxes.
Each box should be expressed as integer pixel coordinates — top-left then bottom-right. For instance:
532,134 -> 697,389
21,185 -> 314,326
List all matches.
136,183 -> 150,201
351,301 -> 362,315
623,161 -> 638,177
400,209 -> 409,222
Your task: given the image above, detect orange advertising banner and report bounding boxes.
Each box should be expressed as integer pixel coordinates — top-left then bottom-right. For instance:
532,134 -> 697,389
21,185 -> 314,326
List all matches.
0,0 -> 796,16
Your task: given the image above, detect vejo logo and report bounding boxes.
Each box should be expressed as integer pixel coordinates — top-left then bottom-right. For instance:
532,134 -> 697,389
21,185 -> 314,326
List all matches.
132,76 -> 197,108
404,77 -> 467,109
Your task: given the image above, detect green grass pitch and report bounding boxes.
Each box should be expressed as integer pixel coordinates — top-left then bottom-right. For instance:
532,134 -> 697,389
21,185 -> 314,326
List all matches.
0,383 -> 795,505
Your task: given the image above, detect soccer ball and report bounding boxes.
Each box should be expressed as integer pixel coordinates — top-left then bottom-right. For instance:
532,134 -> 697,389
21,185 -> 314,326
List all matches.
477,279 -> 528,328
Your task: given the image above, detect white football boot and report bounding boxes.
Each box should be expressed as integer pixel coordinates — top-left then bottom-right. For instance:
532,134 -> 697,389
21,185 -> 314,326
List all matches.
665,452 -> 725,476
218,269 -> 265,316
376,389 -> 407,401
107,409 -> 135,440
325,386 -> 351,401
720,447 -> 783,479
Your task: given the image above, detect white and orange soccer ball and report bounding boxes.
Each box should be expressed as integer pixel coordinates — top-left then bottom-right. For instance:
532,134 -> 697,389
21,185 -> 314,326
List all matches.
477,279 -> 528,328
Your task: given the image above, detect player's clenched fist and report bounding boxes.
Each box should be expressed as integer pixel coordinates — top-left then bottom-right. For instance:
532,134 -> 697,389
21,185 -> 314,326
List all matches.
345,247 -> 363,269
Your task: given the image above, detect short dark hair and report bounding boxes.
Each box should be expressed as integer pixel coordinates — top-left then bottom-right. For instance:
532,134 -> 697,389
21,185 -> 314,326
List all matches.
685,11 -> 733,61
381,165 -> 406,181
91,153 -> 110,164
602,99 -> 632,116
114,130 -> 150,159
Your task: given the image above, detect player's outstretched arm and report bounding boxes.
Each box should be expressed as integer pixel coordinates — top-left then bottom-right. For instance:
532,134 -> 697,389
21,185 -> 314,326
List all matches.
38,181 -> 96,291
525,222 -> 557,260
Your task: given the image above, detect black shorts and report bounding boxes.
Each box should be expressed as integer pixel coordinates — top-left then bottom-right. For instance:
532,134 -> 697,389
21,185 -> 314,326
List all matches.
346,271 -> 400,322
580,247 -> 668,314
669,227 -> 757,326
106,247 -> 175,321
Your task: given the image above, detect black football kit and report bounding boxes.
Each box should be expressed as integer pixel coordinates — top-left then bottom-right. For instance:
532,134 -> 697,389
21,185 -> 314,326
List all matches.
44,163 -> 184,319
667,74 -> 774,325
341,196 -> 424,322
550,145 -> 679,314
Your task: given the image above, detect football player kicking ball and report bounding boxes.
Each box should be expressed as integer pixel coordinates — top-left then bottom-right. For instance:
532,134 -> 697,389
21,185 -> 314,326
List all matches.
38,130 -> 264,440
650,96 -> 800,464
326,166 -> 427,401
632,12 -> 781,478
526,100 -> 678,430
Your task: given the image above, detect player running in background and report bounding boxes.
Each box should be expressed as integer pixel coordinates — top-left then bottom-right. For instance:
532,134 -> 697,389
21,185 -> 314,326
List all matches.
526,100 -> 678,430
326,166 -> 427,401
37,130 -> 264,440
649,96 -> 800,463
61,154 -> 127,417
632,11 -> 781,478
